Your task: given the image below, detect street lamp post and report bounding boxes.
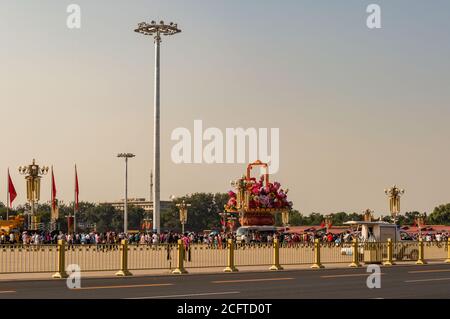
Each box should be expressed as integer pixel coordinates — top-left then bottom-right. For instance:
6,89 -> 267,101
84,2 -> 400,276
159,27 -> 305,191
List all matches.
219,212 -> 228,234
415,213 -> 426,239
324,215 -> 332,233
18,159 -> 49,230
117,153 -> 135,234
281,210 -> 290,233
363,209 -> 374,222
384,185 -> 405,225
176,200 -> 191,234
135,20 -> 181,234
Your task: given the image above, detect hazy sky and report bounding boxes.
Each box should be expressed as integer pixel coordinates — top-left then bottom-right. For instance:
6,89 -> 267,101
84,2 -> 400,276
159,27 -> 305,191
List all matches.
1,0 -> 449,216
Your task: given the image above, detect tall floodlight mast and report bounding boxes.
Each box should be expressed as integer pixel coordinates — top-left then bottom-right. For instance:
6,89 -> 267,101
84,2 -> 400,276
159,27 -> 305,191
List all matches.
134,21 -> 181,233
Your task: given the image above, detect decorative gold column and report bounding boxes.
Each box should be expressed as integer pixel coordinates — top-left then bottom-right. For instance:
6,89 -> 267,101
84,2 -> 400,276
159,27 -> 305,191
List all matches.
224,239 -> 238,272
415,238 -> 427,265
115,239 -> 132,276
172,239 -> 188,274
269,238 -> 283,271
52,240 -> 68,279
382,238 -> 395,266
445,238 -> 450,263
311,239 -> 324,269
349,238 -> 361,267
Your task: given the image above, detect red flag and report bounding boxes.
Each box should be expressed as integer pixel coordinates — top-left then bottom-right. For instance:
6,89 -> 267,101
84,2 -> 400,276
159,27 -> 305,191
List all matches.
75,165 -> 79,210
7,169 -> 17,208
320,221 -> 325,228
51,166 -> 57,211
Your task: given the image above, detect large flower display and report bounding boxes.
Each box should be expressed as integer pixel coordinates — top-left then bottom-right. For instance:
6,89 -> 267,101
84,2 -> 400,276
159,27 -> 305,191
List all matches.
225,175 -> 293,211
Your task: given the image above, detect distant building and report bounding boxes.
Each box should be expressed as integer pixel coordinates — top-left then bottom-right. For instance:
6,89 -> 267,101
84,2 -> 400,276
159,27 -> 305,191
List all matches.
98,198 -> 172,213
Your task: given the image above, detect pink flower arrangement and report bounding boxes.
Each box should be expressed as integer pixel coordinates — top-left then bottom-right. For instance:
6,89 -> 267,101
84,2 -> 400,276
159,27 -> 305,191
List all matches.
225,175 -> 293,211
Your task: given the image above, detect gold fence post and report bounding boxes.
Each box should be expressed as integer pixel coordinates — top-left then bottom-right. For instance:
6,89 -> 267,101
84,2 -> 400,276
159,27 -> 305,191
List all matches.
349,238 -> 361,267
446,238 -> 450,263
311,239 -> 324,269
115,239 -> 132,276
172,239 -> 188,274
52,239 -> 68,279
416,238 -> 427,265
382,238 -> 394,266
269,238 -> 283,271
224,239 -> 238,272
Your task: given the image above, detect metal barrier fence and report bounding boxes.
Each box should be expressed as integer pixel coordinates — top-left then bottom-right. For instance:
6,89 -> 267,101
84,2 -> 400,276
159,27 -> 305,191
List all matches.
128,244 -> 176,270
184,244 -> 227,268
0,244 -> 57,273
279,242 -> 314,265
424,241 -> 449,261
0,239 -> 449,276
65,244 -> 120,272
235,243 -> 272,266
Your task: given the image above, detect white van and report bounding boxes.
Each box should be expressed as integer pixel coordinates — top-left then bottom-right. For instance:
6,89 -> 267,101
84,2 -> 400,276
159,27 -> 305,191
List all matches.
236,226 -> 277,244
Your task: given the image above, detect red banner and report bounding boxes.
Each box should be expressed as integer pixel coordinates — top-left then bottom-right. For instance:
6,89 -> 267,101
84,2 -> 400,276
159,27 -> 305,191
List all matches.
7,169 -> 17,208
75,165 -> 79,210
51,167 -> 57,211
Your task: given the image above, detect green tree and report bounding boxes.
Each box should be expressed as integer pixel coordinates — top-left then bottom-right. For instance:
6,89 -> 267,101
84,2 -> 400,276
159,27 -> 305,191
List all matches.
161,193 -> 227,232
429,204 -> 450,225
274,210 -> 303,226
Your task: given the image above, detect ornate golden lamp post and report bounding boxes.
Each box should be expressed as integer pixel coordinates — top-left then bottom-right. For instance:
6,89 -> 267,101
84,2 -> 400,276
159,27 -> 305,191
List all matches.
281,210 -> 290,232
176,200 -> 191,234
228,215 -> 238,233
415,213 -> 426,238
363,209 -> 374,222
219,212 -> 228,233
384,185 -> 405,225
324,215 -> 333,233
18,159 -> 49,230
142,217 -> 152,234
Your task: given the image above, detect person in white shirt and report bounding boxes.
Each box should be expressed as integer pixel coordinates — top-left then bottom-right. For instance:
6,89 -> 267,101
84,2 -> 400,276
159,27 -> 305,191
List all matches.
152,233 -> 159,244
435,233 -> 442,242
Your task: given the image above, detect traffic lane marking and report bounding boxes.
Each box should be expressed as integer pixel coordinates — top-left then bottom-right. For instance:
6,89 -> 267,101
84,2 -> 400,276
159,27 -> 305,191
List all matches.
125,291 -> 240,299
211,277 -> 294,284
320,273 -> 385,278
72,283 -> 174,290
408,269 -> 450,274
405,277 -> 450,283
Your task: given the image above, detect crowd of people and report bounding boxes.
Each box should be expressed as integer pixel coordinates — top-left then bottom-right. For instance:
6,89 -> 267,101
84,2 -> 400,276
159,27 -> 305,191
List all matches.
0,228 -> 448,246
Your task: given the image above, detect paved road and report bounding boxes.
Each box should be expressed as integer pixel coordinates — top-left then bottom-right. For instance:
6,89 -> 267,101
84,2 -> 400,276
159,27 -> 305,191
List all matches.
0,263 -> 449,299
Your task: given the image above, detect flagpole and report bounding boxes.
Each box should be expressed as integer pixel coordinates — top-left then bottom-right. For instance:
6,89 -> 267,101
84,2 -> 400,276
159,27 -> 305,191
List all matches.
74,164 -> 76,234
51,166 -> 55,230
51,166 -> 53,215
6,168 -> 9,221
